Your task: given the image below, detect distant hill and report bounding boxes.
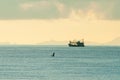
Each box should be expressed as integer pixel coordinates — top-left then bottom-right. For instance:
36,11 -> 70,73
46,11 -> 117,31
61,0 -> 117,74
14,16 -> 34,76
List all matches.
38,40 -> 68,45
39,37 -> 120,46
105,37 -> 120,45
85,41 -> 101,45
1,37 -> 119,46
38,40 -> 101,45
0,42 -> 11,45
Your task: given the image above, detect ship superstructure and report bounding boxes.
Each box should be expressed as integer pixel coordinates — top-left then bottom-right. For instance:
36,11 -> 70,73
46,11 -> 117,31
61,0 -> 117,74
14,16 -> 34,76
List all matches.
68,39 -> 85,47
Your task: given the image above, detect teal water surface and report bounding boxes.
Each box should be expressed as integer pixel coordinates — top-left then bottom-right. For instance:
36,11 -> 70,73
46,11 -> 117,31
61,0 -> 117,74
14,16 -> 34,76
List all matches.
0,45 -> 120,80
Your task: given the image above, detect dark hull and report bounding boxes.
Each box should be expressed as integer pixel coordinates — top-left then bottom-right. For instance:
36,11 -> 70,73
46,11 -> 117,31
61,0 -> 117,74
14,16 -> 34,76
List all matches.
68,43 -> 84,47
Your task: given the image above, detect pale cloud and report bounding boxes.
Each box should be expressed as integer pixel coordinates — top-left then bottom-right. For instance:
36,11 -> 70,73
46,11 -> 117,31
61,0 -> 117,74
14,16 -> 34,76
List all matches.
69,1 -> 114,20
104,1 -> 116,19
0,0 -> 119,20
20,1 -> 50,11
85,1 -> 117,20
69,8 -> 106,21
20,0 -> 66,15
85,2 -> 106,20
20,3 -> 34,10
56,1 -> 106,20
54,2 -> 66,15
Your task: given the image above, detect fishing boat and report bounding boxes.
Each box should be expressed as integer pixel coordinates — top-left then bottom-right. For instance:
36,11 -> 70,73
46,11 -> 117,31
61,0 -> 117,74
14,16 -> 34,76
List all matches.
68,39 -> 85,47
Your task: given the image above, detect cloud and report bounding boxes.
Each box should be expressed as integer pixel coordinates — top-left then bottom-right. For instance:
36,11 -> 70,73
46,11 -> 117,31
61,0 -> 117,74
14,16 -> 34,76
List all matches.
85,2 -> 106,20
54,2 -> 66,15
19,1 -> 106,20
20,1 -> 50,11
19,0 -> 67,18
68,2 -> 106,20
20,0 -> 66,12
0,0 -> 117,20
20,3 -> 33,10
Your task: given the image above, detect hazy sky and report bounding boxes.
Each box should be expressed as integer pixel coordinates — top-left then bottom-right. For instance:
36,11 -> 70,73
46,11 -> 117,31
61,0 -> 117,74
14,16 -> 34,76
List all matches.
0,0 -> 120,44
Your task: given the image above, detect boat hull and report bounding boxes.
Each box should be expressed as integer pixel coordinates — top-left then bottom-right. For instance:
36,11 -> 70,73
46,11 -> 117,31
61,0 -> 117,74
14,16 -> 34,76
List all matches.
68,43 -> 84,47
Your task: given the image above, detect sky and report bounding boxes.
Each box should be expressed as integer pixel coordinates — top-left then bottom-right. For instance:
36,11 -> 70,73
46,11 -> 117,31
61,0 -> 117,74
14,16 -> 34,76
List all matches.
0,0 -> 120,44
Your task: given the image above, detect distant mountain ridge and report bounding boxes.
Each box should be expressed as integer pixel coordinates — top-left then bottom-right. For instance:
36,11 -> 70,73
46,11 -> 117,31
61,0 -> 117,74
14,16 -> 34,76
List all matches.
39,40 -> 101,45
39,40 -> 68,45
39,37 -> 120,46
0,37 -> 120,46
105,37 -> 120,45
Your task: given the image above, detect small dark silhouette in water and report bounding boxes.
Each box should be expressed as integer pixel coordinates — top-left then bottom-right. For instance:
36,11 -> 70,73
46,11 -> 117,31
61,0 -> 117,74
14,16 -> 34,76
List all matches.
52,52 -> 55,57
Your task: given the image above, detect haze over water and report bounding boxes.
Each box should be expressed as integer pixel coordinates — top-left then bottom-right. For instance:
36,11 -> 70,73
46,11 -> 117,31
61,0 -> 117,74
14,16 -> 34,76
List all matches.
0,45 -> 120,80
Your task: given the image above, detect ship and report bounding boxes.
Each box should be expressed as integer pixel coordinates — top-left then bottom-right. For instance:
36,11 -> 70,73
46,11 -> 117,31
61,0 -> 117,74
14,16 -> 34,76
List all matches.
68,39 -> 85,47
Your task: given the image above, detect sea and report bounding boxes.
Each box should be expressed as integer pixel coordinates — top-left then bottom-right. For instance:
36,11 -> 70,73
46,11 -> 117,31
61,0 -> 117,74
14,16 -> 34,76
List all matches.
0,45 -> 120,80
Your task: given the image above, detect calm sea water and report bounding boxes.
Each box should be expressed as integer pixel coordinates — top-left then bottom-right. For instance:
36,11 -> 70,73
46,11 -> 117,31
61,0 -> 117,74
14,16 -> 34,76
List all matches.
0,45 -> 120,80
